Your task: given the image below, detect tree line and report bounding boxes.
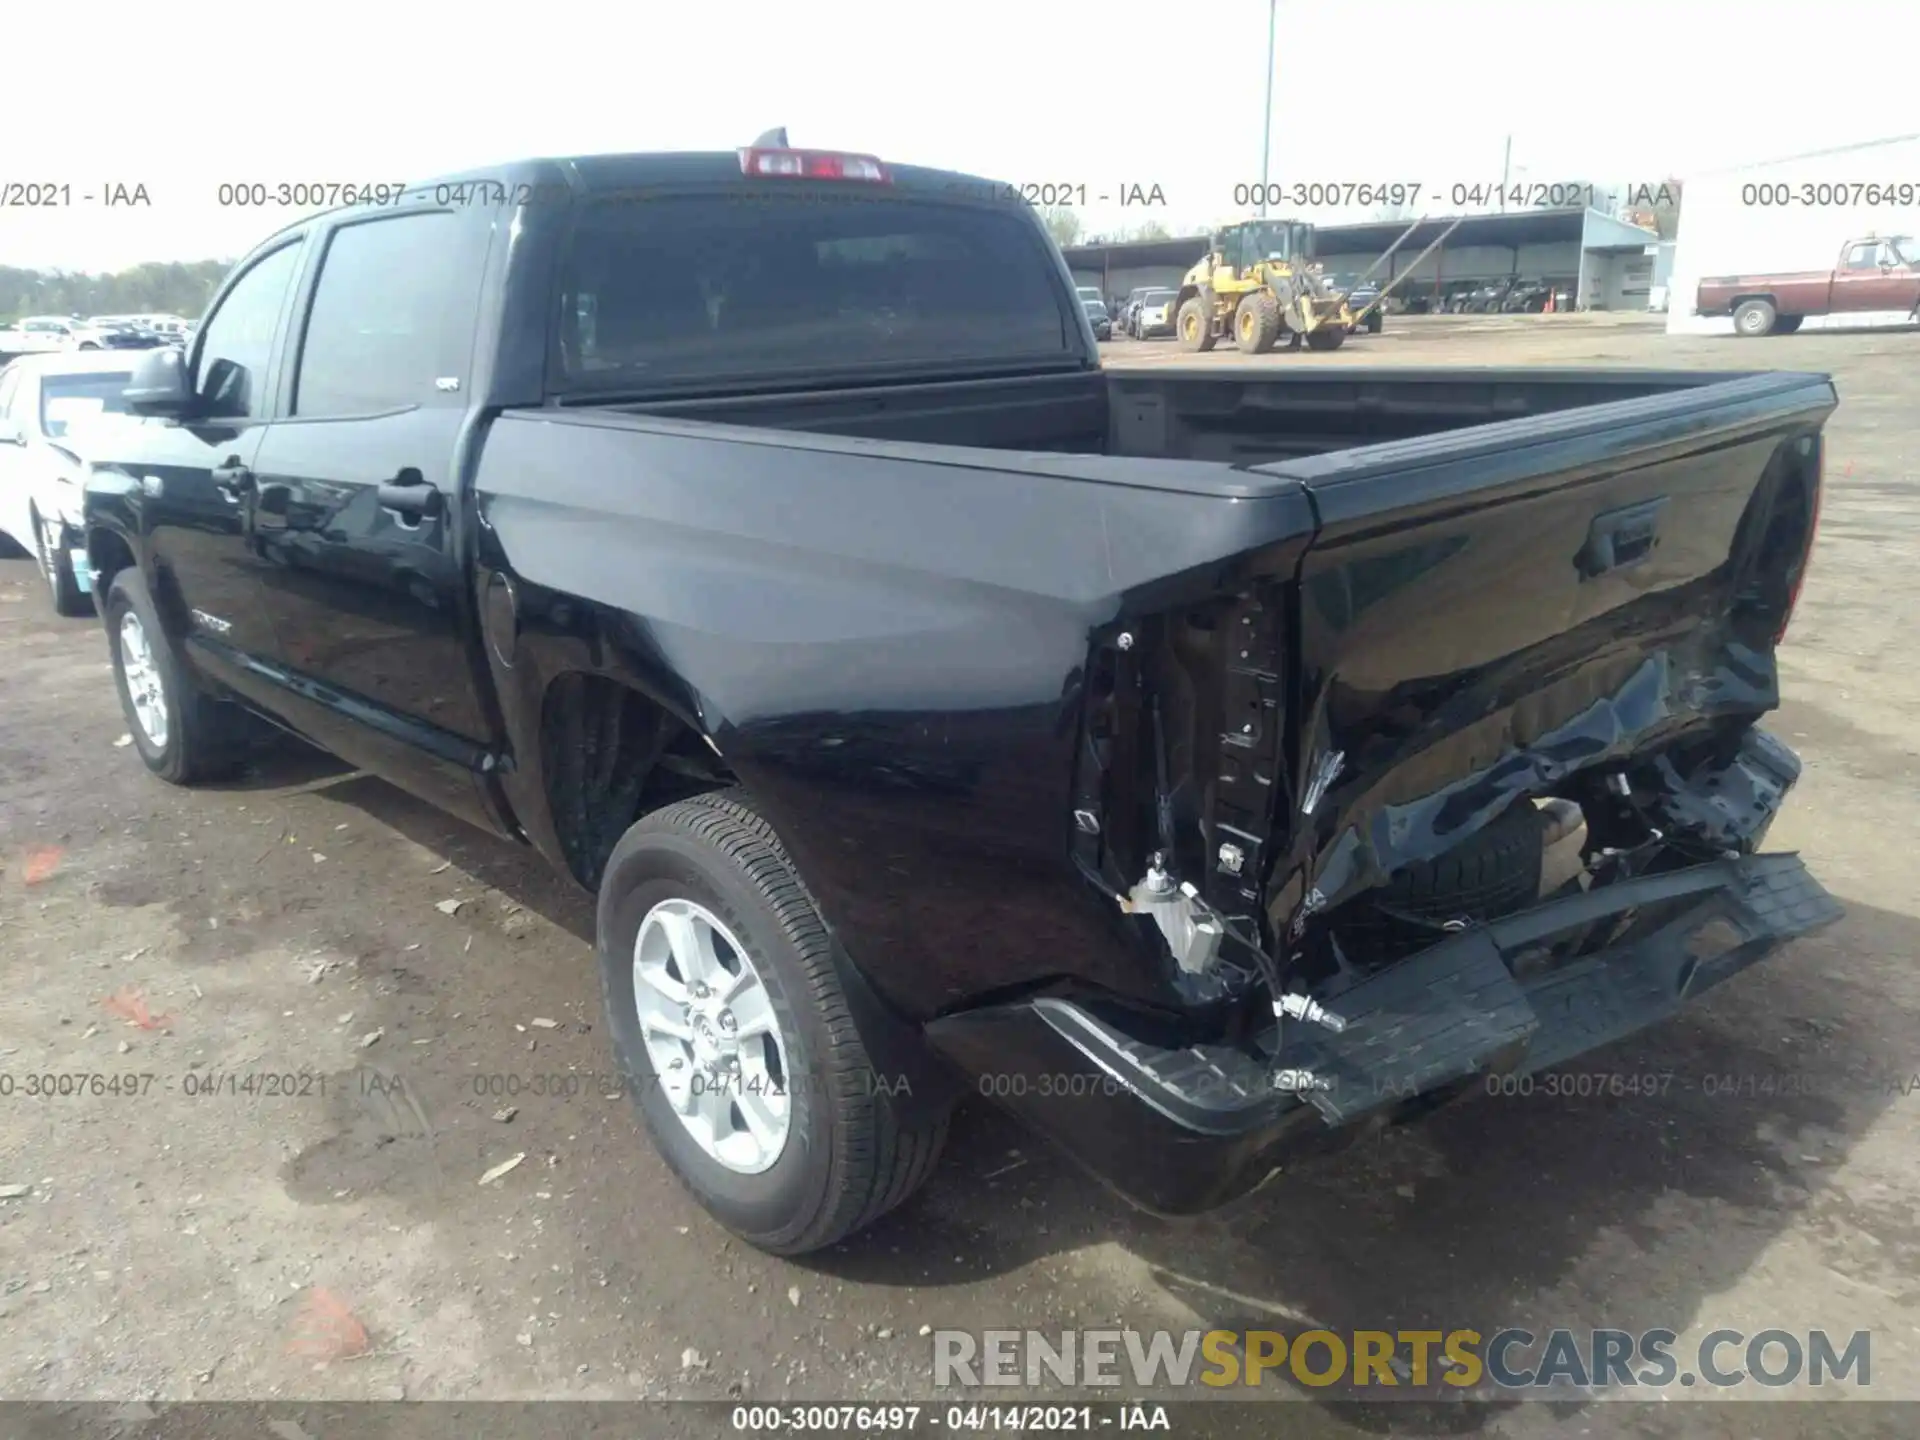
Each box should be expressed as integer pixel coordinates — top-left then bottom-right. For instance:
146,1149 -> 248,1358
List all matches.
0,260 -> 231,323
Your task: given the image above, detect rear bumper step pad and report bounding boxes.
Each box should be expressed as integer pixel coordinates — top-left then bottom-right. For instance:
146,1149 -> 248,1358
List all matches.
925,852 -> 1839,1213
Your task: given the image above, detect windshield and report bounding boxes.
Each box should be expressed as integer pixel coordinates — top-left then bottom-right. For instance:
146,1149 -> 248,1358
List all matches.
1214,220 -> 1315,271
1083,300 -> 1109,317
40,370 -> 135,437
556,191 -> 1076,391
1144,290 -> 1175,303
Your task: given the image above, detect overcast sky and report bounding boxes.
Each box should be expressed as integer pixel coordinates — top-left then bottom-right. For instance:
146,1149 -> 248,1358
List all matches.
3,0 -> 1912,272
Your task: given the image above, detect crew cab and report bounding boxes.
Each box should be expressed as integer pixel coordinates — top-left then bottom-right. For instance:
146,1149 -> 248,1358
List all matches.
84,145 -> 1839,1255
1697,234 -> 1920,336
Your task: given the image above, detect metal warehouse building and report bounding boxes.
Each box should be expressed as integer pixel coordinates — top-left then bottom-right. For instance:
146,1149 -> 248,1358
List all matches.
1065,208 -> 1660,313
1666,132 -> 1920,336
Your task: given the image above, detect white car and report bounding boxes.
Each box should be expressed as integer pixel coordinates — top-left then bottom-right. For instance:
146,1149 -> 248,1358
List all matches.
1127,290 -> 1178,339
6,315 -> 140,353
0,351 -> 143,615
0,316 -> 89,356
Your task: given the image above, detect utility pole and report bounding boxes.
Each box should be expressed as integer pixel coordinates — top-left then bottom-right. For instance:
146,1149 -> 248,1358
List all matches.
1259,0 -> 1277,217
1500,135 -> 1512,213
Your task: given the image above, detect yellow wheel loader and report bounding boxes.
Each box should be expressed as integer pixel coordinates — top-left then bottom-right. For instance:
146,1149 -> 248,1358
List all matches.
1173,219 -> 1355,355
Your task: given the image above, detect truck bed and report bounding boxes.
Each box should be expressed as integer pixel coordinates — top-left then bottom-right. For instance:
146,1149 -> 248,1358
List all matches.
476,365 -> 1832,1025
559,364 -> 1797,473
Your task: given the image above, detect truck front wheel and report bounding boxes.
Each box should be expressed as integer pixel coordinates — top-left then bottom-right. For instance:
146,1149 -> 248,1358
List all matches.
1234,293 -> 1282,353
105,569 -> 252,784
1733,299 -> 1777,337
596,791 -> 948,1254
1177,298 -> 1217,352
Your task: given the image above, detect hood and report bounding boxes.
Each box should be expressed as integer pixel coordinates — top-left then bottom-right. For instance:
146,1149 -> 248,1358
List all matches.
47,411 -> 147,459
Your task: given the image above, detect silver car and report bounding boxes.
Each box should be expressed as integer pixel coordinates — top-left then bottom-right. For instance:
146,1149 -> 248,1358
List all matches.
1130,289 -> 1178,339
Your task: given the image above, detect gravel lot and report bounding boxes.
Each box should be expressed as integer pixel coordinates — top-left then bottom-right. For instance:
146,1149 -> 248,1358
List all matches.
2,314 -> 1916,1436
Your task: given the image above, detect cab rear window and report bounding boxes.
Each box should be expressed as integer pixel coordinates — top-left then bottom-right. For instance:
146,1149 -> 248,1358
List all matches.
554,191 -> 1076,391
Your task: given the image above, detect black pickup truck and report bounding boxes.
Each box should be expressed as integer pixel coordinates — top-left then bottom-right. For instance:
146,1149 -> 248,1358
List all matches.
83,144 -> 1840,1256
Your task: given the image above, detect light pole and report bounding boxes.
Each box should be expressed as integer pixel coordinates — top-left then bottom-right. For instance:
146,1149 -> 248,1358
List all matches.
1259,0 -> 1277,217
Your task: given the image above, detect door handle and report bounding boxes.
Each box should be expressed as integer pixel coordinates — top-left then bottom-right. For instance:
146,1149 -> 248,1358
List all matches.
376,468 -> 442,519
213,459 -> 254,502
1576,497 -> 1666,579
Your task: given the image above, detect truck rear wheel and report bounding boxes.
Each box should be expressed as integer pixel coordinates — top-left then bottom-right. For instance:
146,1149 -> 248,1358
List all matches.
1305,325 -> 1348,351
1234,293 -> 1282,353
1177,298 -> 1216,352
1733,299 -> 1777,337
596,790 -> 949,1254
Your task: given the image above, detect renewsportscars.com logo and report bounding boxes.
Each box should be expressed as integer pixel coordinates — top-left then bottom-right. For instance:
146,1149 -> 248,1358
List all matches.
933,1327 -> 1872,1392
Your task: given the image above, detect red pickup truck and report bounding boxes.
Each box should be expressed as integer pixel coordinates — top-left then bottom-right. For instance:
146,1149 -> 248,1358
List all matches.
1697,234 -> 1920,335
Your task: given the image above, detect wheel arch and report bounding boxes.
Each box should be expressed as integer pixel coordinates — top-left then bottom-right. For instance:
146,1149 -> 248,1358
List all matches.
536,668 -> 736,891
86,524 -> 138,604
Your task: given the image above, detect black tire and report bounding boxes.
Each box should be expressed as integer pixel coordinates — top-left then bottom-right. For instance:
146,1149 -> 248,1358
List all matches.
1364,309 -> 1384,334
105,568 -> 250,784
1177,297 -> 1216,352
1380,803 -> 1549,922
1773,315 -> 1803,335
596,790 -> 949,1255
32,509 -> 93,618
1305,324 -> 1348,351
1733,299 -> 1777,337
1234,292 -> 1282,353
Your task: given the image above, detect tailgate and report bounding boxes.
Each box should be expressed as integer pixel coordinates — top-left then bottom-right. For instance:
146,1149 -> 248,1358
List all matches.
1257,371 -> 1834,935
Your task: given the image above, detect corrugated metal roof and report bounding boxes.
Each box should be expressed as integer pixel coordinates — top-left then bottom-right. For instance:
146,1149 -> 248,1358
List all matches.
1063,208 -> 1655,269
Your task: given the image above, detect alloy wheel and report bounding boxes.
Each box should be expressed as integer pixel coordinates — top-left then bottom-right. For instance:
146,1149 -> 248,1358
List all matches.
118,611 -> 169,749
632,897 -> 791,1174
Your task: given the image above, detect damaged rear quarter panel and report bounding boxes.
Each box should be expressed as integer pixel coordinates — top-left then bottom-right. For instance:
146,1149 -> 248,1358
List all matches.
473,409 -> 1317,1019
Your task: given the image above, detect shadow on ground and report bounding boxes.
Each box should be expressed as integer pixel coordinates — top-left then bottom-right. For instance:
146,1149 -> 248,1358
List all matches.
230,739 -> 1913,1432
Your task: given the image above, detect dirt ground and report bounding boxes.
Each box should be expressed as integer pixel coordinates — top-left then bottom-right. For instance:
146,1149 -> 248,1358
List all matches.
2,314 -> 1916,1436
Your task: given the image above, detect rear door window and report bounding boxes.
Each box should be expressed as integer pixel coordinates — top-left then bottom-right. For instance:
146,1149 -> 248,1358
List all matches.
293,211 -> 467,416
555,191 -> 1075,392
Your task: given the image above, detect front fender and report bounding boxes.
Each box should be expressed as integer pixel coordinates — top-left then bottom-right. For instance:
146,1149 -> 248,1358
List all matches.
83,466 -> 148,579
